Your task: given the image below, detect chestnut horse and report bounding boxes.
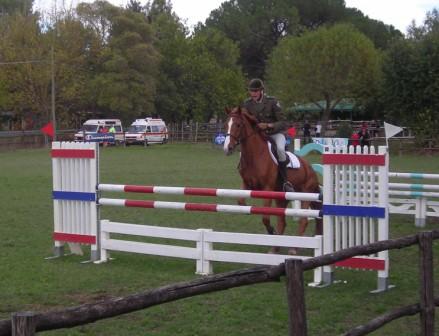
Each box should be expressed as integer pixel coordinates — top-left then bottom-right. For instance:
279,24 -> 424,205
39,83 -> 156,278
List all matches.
223,107 -> 322,250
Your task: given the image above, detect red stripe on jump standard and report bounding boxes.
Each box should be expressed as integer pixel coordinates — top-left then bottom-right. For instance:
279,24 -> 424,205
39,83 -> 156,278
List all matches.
124,185 -> 154,193
322,154 -> 385,166
53,232 -> 96,244
184,188 -> 217,197
125,200 -> 155,208
250,190 -> 286,200
334,257 -> 385,270
185,203 -> 218,212
250,206 -> 286,216
51,149 -> 95,158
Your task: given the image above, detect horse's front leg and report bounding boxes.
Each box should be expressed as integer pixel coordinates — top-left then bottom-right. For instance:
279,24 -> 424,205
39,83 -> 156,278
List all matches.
237,183 -> 247,206
262,199 -> 275,235
267,199 -> 288,254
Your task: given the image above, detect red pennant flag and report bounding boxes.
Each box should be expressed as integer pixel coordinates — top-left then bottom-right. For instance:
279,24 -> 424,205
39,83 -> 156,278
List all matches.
41,122 -> 54,138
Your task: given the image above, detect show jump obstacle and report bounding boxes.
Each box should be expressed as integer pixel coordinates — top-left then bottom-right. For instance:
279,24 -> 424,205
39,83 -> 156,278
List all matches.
51,141 -> 389,292
294,139 -> 439,227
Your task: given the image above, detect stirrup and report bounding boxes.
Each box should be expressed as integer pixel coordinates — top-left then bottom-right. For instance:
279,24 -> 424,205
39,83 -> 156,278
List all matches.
283,182 -> 295,192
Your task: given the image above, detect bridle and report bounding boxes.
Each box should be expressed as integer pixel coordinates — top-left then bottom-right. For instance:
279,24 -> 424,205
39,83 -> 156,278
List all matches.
226,113 -> 259,146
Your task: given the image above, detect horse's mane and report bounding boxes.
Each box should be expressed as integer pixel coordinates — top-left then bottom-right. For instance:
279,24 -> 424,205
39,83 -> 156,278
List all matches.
229,107 -> 259,126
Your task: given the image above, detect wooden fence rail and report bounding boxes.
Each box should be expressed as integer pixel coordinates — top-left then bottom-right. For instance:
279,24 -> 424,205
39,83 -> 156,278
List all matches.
1,230 -> 437,336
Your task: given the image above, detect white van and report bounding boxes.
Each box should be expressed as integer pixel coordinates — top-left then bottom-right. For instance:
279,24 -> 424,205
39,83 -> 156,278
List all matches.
124,118 -> 168,145
74,119 -> 124,144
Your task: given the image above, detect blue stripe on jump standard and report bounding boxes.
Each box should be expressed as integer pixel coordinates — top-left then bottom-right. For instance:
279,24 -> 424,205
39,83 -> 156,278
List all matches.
410,184 -> 424,191
52,191 -> 96,201
322,204 -> 385,218
410,173 -> 424,179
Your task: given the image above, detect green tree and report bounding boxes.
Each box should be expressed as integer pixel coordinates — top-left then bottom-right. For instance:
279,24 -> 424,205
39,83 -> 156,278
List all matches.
50,13 -> 104,127
90,5 -> 159,123
267,24 -> 382,134
126,0 -> 143,13
180,28 -> 245,122
0,0 -> 33,16
0,14 -> 50,126
382,9 -> 439,146
205,0 -> 299,79
145,0 -> 189,122
76,0 -> 116,45
343,7 -> 402,49
204,0 -> 399,80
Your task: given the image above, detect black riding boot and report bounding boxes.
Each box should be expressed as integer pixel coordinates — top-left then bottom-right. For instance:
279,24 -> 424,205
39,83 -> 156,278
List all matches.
279,160 -> 294,192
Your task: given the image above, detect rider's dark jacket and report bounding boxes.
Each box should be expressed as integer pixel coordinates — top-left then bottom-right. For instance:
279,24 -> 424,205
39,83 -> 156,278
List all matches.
241,94 -> 288,135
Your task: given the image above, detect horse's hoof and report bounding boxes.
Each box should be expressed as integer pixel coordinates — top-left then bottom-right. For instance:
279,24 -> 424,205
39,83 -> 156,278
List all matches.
288,248 -> 298,255
268,247 -> 280,254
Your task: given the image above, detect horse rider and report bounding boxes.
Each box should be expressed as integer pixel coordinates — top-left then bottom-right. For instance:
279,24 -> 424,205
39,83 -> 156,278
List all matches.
242,78 -> 294,192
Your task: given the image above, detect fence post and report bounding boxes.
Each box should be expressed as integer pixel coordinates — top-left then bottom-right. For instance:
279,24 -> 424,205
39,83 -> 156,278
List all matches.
418,231 -> 435,336
12,312 -> 36,336
285,259 -> 307,336
194,122 -> 198,143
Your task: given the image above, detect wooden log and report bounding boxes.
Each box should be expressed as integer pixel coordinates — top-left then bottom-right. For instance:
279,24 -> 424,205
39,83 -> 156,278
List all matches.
12,312 -> 35,336
418,231 -> 435,336
285,259 -> 307,336
343,297 -> 439,336
0,267 -> 282,335
302,232 -> 438,271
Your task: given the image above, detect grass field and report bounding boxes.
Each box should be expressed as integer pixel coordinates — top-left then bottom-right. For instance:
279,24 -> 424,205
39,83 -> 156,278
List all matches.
0,143 -> 438,335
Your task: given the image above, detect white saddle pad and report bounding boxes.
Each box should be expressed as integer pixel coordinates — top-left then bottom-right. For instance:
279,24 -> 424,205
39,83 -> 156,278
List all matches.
268,142 -> 301,168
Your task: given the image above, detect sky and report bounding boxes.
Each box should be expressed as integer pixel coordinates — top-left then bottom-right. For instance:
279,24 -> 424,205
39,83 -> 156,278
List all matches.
34,0 -> 438,34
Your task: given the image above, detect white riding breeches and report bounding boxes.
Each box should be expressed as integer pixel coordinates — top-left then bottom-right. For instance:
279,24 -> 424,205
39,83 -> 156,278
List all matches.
270,133 -> 287,162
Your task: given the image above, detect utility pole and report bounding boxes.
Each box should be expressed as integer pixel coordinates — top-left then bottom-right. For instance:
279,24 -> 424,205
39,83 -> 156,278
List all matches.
51,45 -> 57,141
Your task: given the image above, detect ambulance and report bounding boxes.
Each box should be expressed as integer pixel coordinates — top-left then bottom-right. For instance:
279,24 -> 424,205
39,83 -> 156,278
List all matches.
74,119 -> 124,144
124,118 -> 168,145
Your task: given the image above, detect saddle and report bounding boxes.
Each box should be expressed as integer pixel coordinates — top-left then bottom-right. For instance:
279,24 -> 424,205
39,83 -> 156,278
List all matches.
267,141 -> 301,168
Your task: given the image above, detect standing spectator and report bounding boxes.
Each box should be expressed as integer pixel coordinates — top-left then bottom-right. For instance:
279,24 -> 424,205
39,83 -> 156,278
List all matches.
287,124 -> 296,138
359,128 -> 370,148
360,121 -> 368,134
303,120 -> 311,144
315,121 -> 322,137
371,120 -> 379,137
108,125 -> 116,145
100,125 -> 109,147
350,130 -> 360,147
286,123 -> 297,150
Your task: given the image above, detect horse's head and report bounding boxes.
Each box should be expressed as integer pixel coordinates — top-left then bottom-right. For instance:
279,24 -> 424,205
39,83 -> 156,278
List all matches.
223,107 -> 258,155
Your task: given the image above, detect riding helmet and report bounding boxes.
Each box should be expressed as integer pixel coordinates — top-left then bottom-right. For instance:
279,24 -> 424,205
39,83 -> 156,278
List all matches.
248,78 -> 264,91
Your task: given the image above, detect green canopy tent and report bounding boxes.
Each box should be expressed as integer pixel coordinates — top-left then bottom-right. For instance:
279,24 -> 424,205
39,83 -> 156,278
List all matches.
290,99 -> 357,120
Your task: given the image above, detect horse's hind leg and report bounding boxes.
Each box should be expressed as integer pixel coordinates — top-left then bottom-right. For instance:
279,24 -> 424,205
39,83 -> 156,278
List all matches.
311,201 -> 323,235
286,200 -> 311,256
297,200 -> 310,236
